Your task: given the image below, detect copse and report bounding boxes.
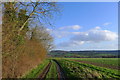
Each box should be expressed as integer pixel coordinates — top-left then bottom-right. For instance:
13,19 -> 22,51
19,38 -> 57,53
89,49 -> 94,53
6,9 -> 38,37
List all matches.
2,2 -> 59,78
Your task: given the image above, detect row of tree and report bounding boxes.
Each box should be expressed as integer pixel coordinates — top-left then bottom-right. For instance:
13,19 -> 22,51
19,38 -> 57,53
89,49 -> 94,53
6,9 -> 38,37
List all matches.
2,2 -> 59,78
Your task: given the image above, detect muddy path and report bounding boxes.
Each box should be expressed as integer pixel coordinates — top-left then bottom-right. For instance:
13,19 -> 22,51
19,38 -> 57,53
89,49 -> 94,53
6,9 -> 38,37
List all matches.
53,59 -> 66,80
38,61 -> 52,79
38,59 -> 66,80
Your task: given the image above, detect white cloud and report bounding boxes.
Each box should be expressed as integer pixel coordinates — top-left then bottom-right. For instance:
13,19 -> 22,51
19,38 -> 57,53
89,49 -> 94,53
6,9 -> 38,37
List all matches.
57,41 -> 84,48
72,25 -> 81,30
94,26 -> 101,29
47,25 -> 82,38
47,28 -> 71,38
73,41 -> 85,45
59,25 -> 81,30
58,26 -> 118,47
103,22 -> 111,26
54,31 -> 70,38
47,25 -> 118,49
72,32 -> 81,35
72,28 -> 118,42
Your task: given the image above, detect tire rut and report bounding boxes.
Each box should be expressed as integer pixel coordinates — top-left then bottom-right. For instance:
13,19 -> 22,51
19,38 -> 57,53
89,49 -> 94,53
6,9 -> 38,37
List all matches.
38,61 -> 52,79
38,60 -> 66,80
52,59 -> 66,80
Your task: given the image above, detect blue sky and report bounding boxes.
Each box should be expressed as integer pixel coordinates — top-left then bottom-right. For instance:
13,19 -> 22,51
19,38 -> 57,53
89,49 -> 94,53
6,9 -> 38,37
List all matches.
47,2 -> 118,51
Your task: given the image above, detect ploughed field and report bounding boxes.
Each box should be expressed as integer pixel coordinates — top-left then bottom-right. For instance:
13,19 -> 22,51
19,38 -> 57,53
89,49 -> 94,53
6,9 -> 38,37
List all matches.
23,58 -> 120,79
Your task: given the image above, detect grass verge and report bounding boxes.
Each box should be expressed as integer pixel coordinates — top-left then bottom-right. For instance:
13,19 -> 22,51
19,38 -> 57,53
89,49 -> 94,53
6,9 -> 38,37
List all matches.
22,59 -> 49,78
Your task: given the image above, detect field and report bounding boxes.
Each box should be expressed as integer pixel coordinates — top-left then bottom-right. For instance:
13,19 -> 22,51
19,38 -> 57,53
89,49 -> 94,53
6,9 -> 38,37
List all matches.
65,58 -> 119,70
57,59 -> 119,79
23,58 -> 120,79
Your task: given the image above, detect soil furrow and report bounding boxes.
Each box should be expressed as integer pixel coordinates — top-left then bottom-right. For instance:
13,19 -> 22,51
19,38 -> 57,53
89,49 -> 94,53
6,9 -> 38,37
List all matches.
38,61 -> 52,79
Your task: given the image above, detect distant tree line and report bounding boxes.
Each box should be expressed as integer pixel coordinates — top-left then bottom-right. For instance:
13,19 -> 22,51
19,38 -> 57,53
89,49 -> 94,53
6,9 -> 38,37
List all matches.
49,50 -> 119,58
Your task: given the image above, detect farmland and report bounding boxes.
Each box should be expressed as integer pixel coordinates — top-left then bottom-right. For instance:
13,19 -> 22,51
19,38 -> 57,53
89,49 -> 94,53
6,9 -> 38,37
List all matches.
65,58 -> 119,70
56,59 -> 119,79
23,58 -> 120,79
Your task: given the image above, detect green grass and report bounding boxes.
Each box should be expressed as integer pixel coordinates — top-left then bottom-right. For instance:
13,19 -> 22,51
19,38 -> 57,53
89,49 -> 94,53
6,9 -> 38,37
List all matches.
22,59 -> 49,78
21,58 -> 120,79
56,59 -> 120,79
65,58 -> 119,66
46,60 -> 58,79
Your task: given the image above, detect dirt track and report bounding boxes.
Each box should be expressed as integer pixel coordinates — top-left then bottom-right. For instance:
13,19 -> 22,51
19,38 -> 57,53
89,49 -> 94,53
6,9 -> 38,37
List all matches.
38,60 -> 66,80
53,59 -> 66,80
38,61 -> 52,79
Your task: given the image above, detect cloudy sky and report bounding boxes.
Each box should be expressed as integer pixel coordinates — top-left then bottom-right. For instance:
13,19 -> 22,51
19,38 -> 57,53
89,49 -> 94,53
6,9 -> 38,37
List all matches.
47,2 -> 118,51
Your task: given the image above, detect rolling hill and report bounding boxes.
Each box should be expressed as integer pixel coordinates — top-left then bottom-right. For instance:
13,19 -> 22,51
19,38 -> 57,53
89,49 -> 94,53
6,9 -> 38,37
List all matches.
48,50 -> 120,58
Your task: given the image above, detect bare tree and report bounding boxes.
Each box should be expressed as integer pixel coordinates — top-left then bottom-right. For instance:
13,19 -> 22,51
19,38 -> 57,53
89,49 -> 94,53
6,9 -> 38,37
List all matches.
17,2 -> 60,33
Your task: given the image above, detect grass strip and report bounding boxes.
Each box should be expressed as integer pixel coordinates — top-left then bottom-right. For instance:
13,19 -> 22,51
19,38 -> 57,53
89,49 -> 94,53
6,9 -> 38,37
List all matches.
22,59 -> 49,78
46,60 -> 58,79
